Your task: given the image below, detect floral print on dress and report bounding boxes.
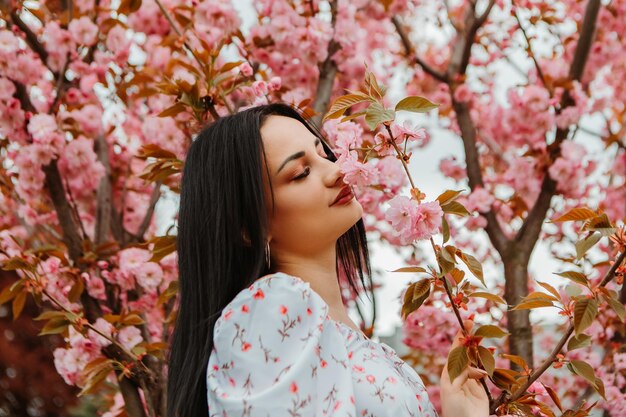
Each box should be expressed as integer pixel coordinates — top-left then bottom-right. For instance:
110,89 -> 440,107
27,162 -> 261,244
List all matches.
207,272 -> 438,417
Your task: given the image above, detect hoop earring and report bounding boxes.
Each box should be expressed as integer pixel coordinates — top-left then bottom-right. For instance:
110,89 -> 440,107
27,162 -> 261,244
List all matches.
264,241 -> 271,269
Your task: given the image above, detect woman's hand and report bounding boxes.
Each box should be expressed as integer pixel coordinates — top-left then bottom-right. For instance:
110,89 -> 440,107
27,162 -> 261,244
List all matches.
440,320 -> 490,417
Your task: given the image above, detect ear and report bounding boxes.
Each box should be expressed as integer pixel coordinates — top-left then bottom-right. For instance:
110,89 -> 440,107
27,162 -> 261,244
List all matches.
241,229 -> 251,246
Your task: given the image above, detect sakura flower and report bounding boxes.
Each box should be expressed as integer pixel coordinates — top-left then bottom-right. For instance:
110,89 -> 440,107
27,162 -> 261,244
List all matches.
117,326 -> 143,351
68,16 -> 98,46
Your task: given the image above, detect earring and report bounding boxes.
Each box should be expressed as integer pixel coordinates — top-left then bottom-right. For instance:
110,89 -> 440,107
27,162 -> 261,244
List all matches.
264,241 -> 271,269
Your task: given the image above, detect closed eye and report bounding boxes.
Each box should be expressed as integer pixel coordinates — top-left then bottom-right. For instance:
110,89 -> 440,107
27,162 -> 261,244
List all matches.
292,152 -> 332,180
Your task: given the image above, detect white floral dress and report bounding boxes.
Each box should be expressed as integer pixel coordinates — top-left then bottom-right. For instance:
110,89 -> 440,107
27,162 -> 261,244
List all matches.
207,272 -> 438,417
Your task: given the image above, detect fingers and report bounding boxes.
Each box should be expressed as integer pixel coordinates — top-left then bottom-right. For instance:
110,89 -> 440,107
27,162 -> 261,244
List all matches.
468,367 -> 488,380
449,366 -> 488,391
451,368 -> 469,390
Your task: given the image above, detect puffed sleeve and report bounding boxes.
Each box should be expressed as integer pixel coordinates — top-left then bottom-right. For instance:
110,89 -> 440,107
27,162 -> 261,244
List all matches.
207,272 -> 357,417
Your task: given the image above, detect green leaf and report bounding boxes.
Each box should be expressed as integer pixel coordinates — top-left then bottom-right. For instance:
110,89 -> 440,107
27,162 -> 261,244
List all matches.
395,96 -> 439,113
324,94 -> 372,121
441,201 -> 470,217
468,291 -> 506,305
0,282 -> 21,305
447,346 -> 469,383
411,280 -> 431,302
575,233 -> 601,260
474,325 -> 509,338
340,109 -> 367,123
477,346 -> 495,376
449,268 -> 465,284
604,295 -> 626,321
12,292 -> 26,320
157,102 -> 187,118
68,277 -> 84,303
568,360 -> 596,385
524,291 -> 560,302
458,252 -> 485,287
34,310 -> 67,321
39,317 -> 70,336
364,68 -> 385,99
573,298 -> 598,336
391,266 -> 427,273
442,217 -> 450,244
511,299 -> 555,310
364,102 -> 395,130
555,271 -> 589,287
567,334 -> 591,351
500,353 -> 528,369
593,377 -> 606,400
542,383 -> 563,412
401,282 -> 431,319
551,207 -> 598,222
436,251 -> 455,277
436,189 -> 464,206
536,281 -> 562,302
121,314 -> 144,326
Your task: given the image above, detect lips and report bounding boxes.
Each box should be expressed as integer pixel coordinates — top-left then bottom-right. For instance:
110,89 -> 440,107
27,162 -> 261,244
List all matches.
331,185 -> 353,206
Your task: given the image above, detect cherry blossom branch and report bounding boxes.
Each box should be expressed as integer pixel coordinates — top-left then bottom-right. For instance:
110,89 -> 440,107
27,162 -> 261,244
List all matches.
391,16 -> 448,83
515,0 -> 601,259
429,236 -> 494,406
36,282 -> 151,377
512,5 -> 548,89
311,0 -> 339,128
153,0 -> 207,80
384,124 -> 494,405
437,0 -> 509,255
384,125 -> 417,190
134,182 -> 162,243
492,250 -> 625,412
95,135 -> 113,245
447,0 -> 496,77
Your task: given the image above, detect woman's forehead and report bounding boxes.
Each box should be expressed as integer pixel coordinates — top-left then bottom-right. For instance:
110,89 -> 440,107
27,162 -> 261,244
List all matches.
261,116 -> 317,158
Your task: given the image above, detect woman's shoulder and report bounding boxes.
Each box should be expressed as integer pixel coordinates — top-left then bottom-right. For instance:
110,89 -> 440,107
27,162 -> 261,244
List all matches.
213,272 -> 329,340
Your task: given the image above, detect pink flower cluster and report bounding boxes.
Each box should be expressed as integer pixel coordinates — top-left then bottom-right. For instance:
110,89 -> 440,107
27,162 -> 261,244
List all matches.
374,121 -> 429,156
385,197 -> 443,244
402,305 -> 458,356
547,141 -> 592,199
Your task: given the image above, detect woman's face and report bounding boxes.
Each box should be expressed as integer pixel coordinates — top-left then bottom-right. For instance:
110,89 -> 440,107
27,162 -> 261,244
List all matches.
261,115 -> 363,256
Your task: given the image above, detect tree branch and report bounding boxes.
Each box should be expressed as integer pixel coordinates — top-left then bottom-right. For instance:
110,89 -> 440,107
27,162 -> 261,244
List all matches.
447,0 -> 496,77
10,9 -> 49,71
391,16 -> 448,83
452,100 -> 509,254
514,0 -> 601,258
133,182 -> 162,242
311,0 -> 339,128
95,135 -> 112,245
512,5 -> 548,89
568,0 -> 601,81
492,249 -> 626,413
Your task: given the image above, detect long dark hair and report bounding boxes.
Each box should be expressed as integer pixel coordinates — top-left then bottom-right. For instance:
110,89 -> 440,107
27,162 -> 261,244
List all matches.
167,103 -> 371,417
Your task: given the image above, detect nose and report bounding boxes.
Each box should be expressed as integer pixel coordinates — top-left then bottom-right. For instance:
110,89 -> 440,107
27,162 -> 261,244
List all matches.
324,158 -> 345,188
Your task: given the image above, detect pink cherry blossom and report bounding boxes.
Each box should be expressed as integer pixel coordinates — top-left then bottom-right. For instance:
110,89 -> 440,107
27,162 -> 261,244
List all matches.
323,119 -> 364,153
337,151 -> 379,187
117,326 -> 143,351
465,187 -> 494,213
68,16 -> 99,46
386,196 -> 443,243
238,62 -> 253,77
135,262 -> 164,291
118,248 -> 151,273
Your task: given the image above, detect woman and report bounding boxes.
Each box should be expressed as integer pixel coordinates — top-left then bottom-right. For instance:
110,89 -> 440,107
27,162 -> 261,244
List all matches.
167,103 -> 489,417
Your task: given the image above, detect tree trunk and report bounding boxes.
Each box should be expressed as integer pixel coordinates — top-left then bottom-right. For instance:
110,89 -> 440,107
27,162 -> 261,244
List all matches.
503,253 -> 534,369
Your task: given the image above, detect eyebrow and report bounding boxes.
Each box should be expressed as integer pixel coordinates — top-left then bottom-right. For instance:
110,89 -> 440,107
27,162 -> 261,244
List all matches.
276,138 -> 321,175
